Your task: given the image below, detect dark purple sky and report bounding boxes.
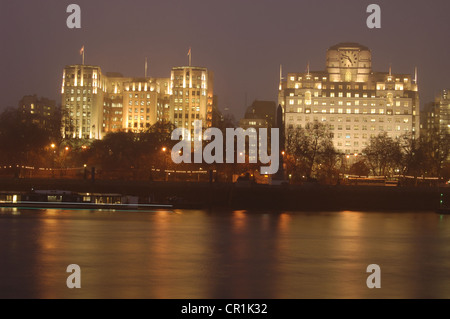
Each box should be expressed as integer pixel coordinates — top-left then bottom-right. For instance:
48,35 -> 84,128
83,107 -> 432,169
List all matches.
1,0 -> 449,119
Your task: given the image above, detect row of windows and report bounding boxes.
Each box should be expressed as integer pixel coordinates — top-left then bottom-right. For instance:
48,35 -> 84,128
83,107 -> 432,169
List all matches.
67,97 -> 92,102
174,75 -> 205,81
173,121 -> 202,127
129,93 -> 152,99
174,113 -> 200,119
291,83 -> 407,91
67,89 -> 93,95
174,90 -> 202,96
173,84 -> 208,91
288,124 -> 408,132
129,100 -> 151,106
127,108 -> 151,114
65,119 -> 91,125
174,98 -> 201,103
288,76 -> 410,84
287,116 -> 410,123
69,112 -> 91,117
288,98 -> 410,106
128,116 -> 152,121
287,107 -> 411,115
65,82 -> 97,88
27,111 -> 52,116
128,122 -> 151,128
174,107 -> 201,112
337,141 -> 366,147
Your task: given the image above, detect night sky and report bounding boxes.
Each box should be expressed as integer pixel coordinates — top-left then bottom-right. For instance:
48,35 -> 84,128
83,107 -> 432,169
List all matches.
1,0 -> 449,119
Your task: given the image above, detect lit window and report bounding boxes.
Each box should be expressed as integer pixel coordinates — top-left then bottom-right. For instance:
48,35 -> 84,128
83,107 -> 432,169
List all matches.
305,92 -> 312,105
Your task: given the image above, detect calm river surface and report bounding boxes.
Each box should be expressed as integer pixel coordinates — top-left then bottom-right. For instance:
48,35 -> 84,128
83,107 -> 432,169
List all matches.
0,208 -> 449,299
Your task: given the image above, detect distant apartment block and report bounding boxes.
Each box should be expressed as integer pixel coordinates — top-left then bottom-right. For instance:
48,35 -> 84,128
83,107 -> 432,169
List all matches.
239,100 -> 277,130
421,89 -> 450,140
19,94 -> 57,127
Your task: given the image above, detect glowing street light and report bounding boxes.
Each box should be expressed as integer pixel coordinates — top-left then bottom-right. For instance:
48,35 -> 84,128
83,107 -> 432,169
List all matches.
162,147 -> 167,152
50,143 -> 56,149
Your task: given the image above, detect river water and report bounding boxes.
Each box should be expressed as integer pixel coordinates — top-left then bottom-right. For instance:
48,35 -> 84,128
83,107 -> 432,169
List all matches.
0,208 -> 449,299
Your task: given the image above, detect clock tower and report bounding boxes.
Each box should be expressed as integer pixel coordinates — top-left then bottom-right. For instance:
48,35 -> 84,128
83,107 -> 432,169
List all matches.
326,43 -> 371,82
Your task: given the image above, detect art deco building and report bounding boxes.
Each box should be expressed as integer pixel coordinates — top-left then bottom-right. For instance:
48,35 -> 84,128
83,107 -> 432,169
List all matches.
170,66 -> 214,136
61,64 -> 214,139
278,43 -> 420,155
61,65 -> 107,139
103,72 -> 128,133
122,77 -> 171,132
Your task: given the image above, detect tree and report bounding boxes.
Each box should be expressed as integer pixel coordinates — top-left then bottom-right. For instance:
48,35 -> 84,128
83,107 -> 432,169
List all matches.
363,132 -> 402,177
0,108 -> 57,166
286,121 -> 336,181
349,160 -> 370,177
420,128 -> 450,178
316,140 -> 340,184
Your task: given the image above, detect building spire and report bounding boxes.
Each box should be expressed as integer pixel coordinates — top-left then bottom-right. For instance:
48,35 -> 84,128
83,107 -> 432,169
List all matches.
389,63 -> 392,76
307,61 -> 310,75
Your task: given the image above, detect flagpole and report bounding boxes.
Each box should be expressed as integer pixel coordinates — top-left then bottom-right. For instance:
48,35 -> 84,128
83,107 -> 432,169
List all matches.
189,47 -> 191,67
145,57 -> 148,78
82,49 -> 85,65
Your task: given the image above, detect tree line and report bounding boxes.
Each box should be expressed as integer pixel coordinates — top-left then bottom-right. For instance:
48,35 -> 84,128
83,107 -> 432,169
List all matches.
0,107 -> 448,184
284,121 -> 450,184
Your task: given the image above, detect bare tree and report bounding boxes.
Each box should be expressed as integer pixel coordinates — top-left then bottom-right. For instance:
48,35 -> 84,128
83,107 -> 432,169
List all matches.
363,132 -> 402,177
286,121 -> 336,181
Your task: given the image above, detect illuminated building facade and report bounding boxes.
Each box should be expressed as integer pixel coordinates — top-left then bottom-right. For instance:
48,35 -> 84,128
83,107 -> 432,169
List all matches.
278,43 -> 420,155
61,64 -> 214,139
122,77 -> 170,132
170,66 -> 214,135
61,65 -> 107,139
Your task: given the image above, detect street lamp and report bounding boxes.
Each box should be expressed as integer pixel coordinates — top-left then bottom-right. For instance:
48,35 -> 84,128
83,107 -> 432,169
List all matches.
162,147 -> 167,181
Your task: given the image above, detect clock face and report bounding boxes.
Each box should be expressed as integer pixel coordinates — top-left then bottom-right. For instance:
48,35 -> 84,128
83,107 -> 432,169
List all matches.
340,50 -> 359,67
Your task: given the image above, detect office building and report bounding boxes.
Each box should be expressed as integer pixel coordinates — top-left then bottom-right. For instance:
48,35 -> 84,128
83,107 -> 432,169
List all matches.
278,42 -> 420,155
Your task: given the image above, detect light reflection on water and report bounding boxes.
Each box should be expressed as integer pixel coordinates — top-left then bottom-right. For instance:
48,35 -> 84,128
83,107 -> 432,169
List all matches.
0,208 -> 449,299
